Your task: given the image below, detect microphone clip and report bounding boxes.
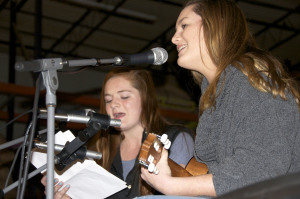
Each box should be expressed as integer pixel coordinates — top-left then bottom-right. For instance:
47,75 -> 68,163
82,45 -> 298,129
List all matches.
54,118 -> 106,171
55,142 -> 87,171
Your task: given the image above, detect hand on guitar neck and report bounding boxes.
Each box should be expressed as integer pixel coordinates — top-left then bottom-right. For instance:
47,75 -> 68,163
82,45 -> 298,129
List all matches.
138,133 -> 208,177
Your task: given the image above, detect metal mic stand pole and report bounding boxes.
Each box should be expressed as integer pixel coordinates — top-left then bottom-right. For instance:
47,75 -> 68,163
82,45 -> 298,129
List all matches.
41,69 -> 59,199
3,164 -> 47,195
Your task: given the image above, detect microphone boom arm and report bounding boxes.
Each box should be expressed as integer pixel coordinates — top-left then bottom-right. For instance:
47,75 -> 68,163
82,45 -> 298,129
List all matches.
15,47 -> 168,72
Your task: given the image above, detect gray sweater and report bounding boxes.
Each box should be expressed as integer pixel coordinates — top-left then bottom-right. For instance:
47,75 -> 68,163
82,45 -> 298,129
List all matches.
194,66 -> 300,196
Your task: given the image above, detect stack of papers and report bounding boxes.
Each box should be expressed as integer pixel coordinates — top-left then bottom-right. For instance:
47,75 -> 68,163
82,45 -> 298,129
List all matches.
31,130 -> 127,198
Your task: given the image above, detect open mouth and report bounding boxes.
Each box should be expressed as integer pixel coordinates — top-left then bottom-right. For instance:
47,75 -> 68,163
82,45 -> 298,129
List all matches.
177,44 -> 186,53
113,112 -> 125,119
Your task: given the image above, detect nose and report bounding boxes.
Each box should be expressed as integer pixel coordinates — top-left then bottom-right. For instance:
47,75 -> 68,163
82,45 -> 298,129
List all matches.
107,98 -> 119,116
110,98 -> 120,109
171,30 -> 180,45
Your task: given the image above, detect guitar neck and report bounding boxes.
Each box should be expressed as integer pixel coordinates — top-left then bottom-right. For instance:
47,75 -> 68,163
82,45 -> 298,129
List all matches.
168,157 -> 208,177
168,158 -> 192,177
138,133 -> 208,177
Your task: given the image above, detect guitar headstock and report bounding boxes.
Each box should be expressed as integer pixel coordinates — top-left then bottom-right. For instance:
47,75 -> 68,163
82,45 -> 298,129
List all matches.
139,133 -> 208,177
138,133 -> 170,174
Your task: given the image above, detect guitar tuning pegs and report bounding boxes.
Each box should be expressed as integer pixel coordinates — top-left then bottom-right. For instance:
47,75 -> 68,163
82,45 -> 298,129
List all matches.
148,162 -> 155,172
159,134 -> 171,149
147,154 -> 161,174
140,160 -> 160,175
148,162 -> 160,175
160,134 -> 168,143
163,139 -> 171,150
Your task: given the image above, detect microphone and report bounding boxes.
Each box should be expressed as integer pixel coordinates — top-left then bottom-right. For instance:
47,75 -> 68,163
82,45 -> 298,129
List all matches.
39,108 -> 121,128
112,47 -> 168,66
33,141 -> 102,161
67,47 -> 168,66
14,47 -> 168,72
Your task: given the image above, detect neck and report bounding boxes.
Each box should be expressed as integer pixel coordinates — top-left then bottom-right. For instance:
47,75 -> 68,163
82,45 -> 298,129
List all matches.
120,125 -> 144,161
199,56 -> 217,84
121,125 -> 144,142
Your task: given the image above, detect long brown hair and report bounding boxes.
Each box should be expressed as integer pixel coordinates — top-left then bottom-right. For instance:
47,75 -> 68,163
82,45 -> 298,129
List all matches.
185,0 -> 300,114
92,66 -> 168,195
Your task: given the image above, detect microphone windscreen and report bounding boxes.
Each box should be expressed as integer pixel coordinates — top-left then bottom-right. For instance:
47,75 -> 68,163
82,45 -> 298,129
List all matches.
151,47 -> 168,65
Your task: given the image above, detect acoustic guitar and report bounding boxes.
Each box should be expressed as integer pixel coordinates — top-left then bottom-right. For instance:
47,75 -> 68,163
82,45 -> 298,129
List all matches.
139,133 -> 208,177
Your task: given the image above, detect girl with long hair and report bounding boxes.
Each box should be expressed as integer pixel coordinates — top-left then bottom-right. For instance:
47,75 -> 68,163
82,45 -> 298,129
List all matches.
42,67 -> 195,198
140,0 -> 300,198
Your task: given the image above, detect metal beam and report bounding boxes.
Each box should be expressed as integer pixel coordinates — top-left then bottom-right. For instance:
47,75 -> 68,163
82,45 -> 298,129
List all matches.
269,32 -> 299,51
0,0 -> 10,12
254,5 -> 300,37
57,0 -> 156,23
7,0 -> 17,141
67,0 -> 127,54
240,0 -> 299,13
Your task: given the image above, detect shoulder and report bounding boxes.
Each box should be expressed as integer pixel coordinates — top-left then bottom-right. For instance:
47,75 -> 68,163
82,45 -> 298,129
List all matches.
220,66 -> 264,104
164,124 -> 194,142
219,65 -> 299,116
223,66 -> 250,92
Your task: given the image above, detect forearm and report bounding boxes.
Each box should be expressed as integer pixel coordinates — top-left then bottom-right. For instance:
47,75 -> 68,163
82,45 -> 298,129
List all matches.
159,174 -> 216,197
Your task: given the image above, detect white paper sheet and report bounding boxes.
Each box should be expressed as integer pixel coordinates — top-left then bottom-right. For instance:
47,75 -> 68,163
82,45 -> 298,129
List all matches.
31,130 -> 127,198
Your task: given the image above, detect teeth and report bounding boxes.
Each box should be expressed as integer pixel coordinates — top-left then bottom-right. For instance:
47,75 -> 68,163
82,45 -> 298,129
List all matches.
114,113 -> 123,118
113,113 -> 120,117
177,45 -> 186,52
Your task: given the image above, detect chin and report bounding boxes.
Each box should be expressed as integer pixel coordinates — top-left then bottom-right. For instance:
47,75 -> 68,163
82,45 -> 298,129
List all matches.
177,59 -> 184,67
177,61 -> 189,70
177,56 -> 187,67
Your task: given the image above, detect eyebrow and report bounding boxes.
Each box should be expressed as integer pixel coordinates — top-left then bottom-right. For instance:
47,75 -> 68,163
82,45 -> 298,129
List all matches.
175,17 -> 187,30
178,17 -> 187,25
104,90 -> 132,97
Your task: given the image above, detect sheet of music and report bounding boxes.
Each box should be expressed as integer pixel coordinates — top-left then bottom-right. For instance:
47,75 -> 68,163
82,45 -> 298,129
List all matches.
31,130 -> 127,198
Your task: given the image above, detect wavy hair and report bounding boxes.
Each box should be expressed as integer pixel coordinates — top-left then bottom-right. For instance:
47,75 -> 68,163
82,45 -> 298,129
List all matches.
185,0 -> 300,114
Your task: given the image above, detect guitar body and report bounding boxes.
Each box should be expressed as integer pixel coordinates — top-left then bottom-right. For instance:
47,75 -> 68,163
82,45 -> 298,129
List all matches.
139,133 -> 208,177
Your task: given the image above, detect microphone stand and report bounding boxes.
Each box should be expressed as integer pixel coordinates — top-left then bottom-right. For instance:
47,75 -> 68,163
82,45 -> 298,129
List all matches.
3,164 -> 47,196
13,57 -> 119,198
41,69 -> 58,199
37,58 -> 63,199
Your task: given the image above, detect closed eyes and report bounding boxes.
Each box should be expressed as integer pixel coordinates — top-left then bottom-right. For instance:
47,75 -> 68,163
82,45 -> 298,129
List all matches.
104,96 -> 130,104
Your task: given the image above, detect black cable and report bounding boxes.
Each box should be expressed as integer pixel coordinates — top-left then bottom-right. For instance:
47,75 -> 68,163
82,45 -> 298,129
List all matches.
4,145 -> 22,188
0,109 -> 33,132
0,108 -> 34,198
4,127 -> 47,198
3,164 -> 47,195
16,122 -> 32,198
18,74 -> 42,199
